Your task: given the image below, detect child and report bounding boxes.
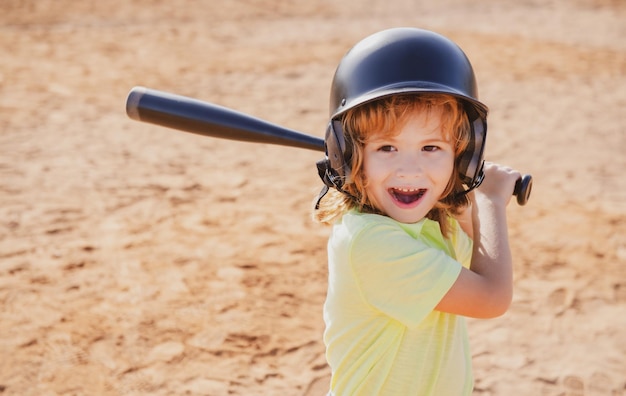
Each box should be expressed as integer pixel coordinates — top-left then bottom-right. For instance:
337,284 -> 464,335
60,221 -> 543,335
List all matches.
313,28 -> 521,395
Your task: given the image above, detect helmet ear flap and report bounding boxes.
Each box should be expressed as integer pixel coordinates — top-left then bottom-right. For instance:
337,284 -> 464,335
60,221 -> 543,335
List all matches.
319,119 -> 352,190
456,106 -> 487,191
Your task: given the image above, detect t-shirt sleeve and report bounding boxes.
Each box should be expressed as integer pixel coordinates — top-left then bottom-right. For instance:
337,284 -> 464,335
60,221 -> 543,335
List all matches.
350,222 -> 462,328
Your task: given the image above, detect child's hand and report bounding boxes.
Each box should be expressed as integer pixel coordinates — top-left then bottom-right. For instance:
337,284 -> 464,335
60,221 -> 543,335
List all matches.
437,161 -> 519,318
475,162 -> 521,207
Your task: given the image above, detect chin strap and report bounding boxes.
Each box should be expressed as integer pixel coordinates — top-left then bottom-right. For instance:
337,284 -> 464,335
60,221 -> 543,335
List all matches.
314,185 -> 330,210
314,158 -> 362,210
315,159 -> 333,209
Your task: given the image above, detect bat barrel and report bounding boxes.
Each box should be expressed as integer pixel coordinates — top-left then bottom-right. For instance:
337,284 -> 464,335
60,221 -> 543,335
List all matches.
126,86 -> 325,152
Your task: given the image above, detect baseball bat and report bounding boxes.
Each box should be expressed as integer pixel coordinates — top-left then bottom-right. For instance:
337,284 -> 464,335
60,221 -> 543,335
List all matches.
126,86 -> 324,151
125,86 -> 532,205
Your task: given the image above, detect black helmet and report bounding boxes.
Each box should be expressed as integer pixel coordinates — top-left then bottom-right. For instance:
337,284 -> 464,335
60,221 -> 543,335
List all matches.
317,27 -> 487,201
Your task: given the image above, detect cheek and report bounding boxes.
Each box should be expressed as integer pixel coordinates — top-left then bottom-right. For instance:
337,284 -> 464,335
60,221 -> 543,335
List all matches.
361,152 -> 377,182
430,153 -> 455,182
438,154 -> 456,189
362,155 -> 389,190
361,156 -> 384,201
445,156 -> 456,177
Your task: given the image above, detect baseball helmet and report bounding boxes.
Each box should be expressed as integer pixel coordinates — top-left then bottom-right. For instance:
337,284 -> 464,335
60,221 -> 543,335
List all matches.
317,27 -> 488,199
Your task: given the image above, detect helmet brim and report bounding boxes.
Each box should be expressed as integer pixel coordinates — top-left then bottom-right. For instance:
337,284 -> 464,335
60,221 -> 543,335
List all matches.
331,82 -> 489,121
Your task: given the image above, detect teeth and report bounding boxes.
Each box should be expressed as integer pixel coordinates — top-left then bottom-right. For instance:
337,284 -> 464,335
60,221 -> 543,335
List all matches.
396,187 -> 420,193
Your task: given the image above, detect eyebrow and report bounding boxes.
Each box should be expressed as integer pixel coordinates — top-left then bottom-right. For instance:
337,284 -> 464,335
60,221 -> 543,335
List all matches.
366,135 -> 451,145
423,137 -> 451,144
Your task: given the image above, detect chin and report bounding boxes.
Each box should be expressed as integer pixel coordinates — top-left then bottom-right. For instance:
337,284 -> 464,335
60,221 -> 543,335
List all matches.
388,211 -> 428,224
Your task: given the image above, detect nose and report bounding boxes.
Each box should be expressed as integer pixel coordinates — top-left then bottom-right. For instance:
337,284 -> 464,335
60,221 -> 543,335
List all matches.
395,152 -> 423,179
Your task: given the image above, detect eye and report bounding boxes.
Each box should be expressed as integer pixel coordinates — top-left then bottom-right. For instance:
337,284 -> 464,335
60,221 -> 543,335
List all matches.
378,145 -> 396,152
422,145 -> 440,152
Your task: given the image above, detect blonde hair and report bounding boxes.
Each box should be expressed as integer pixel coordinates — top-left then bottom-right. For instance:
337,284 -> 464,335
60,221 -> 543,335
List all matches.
313,93 -> 471,237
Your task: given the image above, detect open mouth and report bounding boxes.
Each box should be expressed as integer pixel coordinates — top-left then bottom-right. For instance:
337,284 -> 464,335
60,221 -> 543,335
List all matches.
389,187 -> 426,205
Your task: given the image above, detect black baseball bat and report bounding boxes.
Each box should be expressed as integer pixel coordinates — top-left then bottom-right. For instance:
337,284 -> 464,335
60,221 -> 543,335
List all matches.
126,86 -> 324,151
125,86 -> 532,205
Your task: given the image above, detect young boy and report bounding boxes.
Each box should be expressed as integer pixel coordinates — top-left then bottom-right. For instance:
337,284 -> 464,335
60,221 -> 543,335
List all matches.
313,28 -> 520,395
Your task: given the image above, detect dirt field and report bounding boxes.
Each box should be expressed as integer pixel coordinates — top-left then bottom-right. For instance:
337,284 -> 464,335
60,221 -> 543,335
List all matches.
1,1 -> 625,395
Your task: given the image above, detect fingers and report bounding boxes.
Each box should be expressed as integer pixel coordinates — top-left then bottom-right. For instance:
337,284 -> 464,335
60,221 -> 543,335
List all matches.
477,162 -> 522,204
484,161 -> 521,181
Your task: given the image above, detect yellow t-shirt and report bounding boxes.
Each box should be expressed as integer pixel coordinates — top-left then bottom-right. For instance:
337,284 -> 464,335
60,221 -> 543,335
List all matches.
323,210 -> 473,395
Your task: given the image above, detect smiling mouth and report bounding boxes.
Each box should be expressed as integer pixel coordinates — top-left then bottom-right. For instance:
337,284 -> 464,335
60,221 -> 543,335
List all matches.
389,187 -> 427,204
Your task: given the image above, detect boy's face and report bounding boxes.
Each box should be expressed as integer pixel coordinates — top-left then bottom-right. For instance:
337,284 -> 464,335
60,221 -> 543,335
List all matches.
362,107 -> 455,224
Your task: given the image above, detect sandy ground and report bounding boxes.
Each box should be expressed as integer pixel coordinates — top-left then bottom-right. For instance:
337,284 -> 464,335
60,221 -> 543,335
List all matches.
1,0 -> 625,395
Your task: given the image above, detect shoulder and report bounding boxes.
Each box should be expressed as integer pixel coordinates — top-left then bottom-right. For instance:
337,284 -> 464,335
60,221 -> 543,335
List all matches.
331,211 -> 436,260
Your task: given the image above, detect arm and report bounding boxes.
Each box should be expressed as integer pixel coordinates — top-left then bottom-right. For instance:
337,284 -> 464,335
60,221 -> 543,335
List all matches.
436,162 -> 519,318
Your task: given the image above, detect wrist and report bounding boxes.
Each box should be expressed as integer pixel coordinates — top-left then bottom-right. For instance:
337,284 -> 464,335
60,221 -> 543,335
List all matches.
473,191 -> 508,211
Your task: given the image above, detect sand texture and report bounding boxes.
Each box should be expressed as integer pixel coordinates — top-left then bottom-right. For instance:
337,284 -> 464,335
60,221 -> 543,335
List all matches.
1,0 -> 625,395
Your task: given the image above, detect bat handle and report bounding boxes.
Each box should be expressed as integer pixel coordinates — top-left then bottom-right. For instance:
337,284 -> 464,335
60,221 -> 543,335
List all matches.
513,174 -> 533,206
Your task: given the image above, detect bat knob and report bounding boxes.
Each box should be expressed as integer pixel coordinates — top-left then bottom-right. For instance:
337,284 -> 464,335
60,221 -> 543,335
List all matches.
513,174 -> 533,206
